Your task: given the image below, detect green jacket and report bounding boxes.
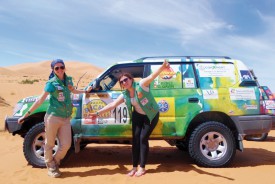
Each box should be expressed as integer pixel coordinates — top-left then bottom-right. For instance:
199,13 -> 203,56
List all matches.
45,74 -> 73,118
123,82 -> 159,122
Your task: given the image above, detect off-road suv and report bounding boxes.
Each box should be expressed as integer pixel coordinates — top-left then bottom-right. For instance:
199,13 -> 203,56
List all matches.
5,56 -> 272,168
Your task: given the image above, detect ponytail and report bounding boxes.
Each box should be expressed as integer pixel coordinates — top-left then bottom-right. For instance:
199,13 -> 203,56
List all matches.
48,71 -> 54,80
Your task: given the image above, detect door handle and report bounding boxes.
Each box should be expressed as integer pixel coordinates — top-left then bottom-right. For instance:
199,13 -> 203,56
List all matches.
188,98 -> 199,103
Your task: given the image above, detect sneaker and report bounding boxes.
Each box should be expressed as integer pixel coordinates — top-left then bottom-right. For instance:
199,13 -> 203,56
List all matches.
127,168 -> 137,177
134,169 -> 146,177
48,167 -> 61,178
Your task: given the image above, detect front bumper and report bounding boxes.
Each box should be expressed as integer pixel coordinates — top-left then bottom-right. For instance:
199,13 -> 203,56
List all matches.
231,115 -> 272,136
5,116 -> 22,134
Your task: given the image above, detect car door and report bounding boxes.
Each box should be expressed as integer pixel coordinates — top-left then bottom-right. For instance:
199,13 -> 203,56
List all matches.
149,63 -> 203,137
80,64 -> 145,138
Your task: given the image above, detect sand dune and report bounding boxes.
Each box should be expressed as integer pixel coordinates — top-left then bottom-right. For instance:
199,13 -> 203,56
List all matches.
1,60 -> 102,78
1,61 -> 275,184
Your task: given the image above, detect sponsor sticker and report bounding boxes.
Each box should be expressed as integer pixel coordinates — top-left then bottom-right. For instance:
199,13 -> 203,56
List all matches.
197,63 -> 235,78
230,88 -> 256,100
184,78 -> 195,88
158,99 -> 169,113
264,100 -> 275,109
202,89 -> 219,99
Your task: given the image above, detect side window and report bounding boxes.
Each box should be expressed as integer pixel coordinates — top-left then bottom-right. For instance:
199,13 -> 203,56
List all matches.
150,64 -> 182,89
195,63 -> 236,89
150,63 -> 197,89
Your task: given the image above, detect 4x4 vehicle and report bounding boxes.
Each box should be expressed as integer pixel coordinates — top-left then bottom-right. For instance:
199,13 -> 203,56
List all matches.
5,56 -> 272,168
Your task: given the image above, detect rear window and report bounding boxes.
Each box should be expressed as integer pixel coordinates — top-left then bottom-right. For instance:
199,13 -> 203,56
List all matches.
195,63 -> 236,88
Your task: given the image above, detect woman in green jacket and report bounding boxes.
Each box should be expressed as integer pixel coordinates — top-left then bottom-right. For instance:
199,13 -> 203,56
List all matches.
91,60 -> 170,177
18,59 -> 92,178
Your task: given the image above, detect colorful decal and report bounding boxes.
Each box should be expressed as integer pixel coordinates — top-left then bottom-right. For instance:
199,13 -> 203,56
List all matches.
196,63 -> 235,78
229,88 -> 256,100
83,99 -> 110,124
155,97 -> 175,118
159,67 -> 176,80
158,99 -> 169,113
202,89 -> 219,99
152,64 -> 182,89
82,93 -> 130,125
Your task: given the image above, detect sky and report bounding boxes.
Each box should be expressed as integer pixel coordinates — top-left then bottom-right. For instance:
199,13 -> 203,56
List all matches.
0,0 -> 275,92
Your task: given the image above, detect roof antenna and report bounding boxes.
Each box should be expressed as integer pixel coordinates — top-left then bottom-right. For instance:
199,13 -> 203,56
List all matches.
76,72 -> 87,89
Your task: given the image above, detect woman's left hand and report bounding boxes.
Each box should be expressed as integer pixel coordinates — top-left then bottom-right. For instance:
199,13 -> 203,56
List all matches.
86,85 -> 93,93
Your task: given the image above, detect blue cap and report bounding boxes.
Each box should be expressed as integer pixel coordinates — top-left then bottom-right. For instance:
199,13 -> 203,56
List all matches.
51,59 -> 65,69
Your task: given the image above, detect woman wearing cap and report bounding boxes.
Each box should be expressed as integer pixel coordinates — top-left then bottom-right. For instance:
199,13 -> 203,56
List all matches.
18,59 -> 92,178
90,60 -> 170,177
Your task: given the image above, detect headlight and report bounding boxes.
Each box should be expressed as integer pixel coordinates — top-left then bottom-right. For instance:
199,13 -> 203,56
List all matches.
13,102 -> 24,115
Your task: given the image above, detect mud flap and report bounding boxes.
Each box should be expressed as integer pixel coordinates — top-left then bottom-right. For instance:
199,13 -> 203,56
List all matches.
74,136 -> 81,153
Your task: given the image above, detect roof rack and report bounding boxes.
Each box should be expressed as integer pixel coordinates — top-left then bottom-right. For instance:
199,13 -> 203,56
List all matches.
135,56 -> 231,61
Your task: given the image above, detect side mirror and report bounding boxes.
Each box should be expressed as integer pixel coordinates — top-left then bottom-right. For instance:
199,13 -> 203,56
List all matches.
90,78 -> 101,91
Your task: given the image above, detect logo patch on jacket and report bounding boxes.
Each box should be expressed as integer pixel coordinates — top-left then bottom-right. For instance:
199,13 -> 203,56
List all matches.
58,92 -> 65,101
140,97 -> 148,106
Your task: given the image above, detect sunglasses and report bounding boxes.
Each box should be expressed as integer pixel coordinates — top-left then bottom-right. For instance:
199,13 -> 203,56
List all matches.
119,77 -> 129,84
54,66 -> 65,71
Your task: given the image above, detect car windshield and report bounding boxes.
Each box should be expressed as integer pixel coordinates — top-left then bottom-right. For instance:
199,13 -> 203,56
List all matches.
98,65 -> 145,91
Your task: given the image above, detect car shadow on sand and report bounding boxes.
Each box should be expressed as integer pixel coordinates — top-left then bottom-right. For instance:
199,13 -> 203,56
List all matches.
59,140 -> 273,180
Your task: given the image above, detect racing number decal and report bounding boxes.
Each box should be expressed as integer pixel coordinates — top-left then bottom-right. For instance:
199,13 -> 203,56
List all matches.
112,106 -> 128,123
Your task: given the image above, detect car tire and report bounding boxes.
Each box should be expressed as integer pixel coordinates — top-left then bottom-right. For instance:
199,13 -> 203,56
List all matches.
23,122 -> 60,168
244,133 -> 268,141
188,121 -> 236,168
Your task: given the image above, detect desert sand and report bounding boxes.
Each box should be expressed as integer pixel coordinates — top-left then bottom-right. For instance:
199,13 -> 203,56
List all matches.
1,61 -> 275,184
